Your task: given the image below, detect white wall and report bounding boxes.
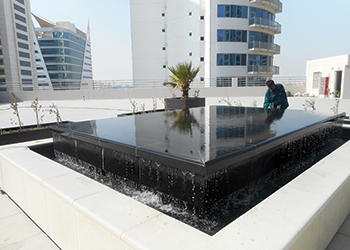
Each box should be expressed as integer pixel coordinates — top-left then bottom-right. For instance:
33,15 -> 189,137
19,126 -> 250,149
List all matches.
306,54 -> 350,98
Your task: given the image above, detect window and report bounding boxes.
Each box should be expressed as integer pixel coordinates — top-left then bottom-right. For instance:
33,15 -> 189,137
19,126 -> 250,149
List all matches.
200,77 -> 204,81
17,33 -> 28,41
0,69 -> 5,75
200,36 -> 204,41
21,70 -> 32,76
162,29 -> 165,32
22,79 -> 33,84
200,16 -> 204,20
15,14 -> 26,23
189,12 -> 192,16
217,5 -> 248,18
16,23 -> 27,32
36,59 -> 41,62
163,65 -> 166,68
189,52 -> 192,56
200,57 -> 204,61
38,75 -> 47,78
16,0 -> 25,4
250,7 -> 275,21
313,72 -> 321,89
36,67 -> 44,70
217,30 -> 247,42
14,4 -> 25,14
161,13 -> 165,17
23,87 -> 33,91
189,32 -> 192,36
162,47 -> 166,50
217,54 -> 247,66
20,60 -> 30,67
19,51 -> 30,58
18,42 -> 29,49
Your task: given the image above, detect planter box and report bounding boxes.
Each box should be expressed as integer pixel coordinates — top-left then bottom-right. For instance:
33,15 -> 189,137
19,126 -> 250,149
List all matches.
0,122 -> 64,146
166,97 -> 205,110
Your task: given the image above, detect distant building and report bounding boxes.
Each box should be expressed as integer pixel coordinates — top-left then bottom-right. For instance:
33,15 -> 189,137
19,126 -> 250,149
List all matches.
33,14 -> 93,90
306,54 -> 350,99
130,0 -> 282,88
0,0 -> 38,91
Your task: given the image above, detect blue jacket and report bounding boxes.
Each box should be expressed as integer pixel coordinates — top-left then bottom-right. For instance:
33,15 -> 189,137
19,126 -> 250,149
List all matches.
263,84 -> 289,109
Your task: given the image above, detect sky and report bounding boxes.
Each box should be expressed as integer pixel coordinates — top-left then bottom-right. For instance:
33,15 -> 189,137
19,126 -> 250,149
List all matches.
30,0 -> 350,80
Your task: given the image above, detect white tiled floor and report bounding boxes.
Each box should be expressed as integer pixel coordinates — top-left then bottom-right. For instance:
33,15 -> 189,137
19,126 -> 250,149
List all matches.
0,192 -> 60,250
326,213 -> 350,250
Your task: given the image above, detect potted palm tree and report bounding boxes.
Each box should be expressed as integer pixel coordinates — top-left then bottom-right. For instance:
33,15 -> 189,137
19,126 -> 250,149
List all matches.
163,61 -> 205,110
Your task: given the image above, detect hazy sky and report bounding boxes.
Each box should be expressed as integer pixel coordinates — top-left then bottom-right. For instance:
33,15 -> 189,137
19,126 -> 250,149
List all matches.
30,0 -> 350,80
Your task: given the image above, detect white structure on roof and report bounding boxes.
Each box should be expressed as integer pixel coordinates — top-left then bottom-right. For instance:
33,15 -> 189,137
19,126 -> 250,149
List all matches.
130,0 -> 282,88
306,54 -> 350,99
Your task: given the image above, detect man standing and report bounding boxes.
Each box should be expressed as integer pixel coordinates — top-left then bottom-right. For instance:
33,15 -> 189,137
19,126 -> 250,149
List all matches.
263,80 -> 289,109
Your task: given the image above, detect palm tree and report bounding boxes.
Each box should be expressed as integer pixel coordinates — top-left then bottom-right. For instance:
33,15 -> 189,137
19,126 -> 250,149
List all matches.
163,62 -> 201,99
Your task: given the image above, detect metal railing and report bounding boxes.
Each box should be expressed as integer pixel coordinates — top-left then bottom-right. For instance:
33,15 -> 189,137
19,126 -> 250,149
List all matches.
248,41 -> 280,54
248,65 -> 280,75
249,17 -> 281,33
249,0 -> 282,13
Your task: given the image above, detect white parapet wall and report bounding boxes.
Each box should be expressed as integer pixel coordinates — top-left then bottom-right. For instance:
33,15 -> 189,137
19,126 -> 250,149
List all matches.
1,139 -> 350,249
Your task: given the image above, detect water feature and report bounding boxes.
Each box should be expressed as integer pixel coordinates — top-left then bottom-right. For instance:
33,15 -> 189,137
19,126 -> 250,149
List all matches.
46,106 -> 347,234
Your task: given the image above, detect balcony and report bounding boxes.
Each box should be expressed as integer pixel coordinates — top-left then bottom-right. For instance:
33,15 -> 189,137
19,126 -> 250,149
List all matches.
250,0 -> 282,13
249,17 -> 281,34
248,65 -> 279,75
248,41 -> 280,54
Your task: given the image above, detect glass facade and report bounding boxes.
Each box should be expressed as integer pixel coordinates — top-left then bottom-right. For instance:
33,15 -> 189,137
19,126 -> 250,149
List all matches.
38,30 -> 88,90
15,14 -> 26,23
217,30 -> 247,42
250,7 -> 275,21
218,5 -> 248,18
217,54 -> 247,66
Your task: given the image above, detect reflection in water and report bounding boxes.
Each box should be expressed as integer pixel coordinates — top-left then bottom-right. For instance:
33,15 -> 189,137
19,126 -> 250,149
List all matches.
264,108 -> 286,125
167,109 -> 200,136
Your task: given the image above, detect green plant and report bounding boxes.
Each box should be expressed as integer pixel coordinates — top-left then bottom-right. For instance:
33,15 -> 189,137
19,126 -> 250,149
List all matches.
48,103 -> 62,124
10,92 -> 23,131
302,97 -> 316,111
30,97 -> 44,128
163,61 -> 201,99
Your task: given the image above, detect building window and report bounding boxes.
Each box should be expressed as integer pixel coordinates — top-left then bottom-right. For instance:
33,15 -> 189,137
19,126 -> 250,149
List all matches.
216,77 -> 232,87
14,4 -> 25,14
23,87 -> 33,91
189,32 -> 192,36
38,75 -> 47,78
248,54 -> 273,66
313,72 -> 321,89
162,47 -> 166,50
36,59 -> 41,62
161,13 -> 165,17
200,57 -> 204,61
217,54 -> 247,66
18,42 -> 29,49
217,30 -> 247,42
200,16 -> 204,20
250,7 -> 275,21
21,70 -> 32,76
20,60 -> 30,67
0,69 -> 5,75
19,51 -> 30,58
36,67 -> 44,70
200,36 -> 204,41
16,0 -> 25,5
17,33 -> 28,41
200,77 -> 204,81
189,12 -> 192,16
217,5 -> 248,18
189,52 -> 192,56
163,65 -> 166,68
15,14 -> 26,23
162,29 -> 165,32
22,79 -> 33,84
16,23 -> 27,32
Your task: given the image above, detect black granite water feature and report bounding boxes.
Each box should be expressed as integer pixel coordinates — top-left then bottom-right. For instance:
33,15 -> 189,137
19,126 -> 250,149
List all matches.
49,106 -> 345,209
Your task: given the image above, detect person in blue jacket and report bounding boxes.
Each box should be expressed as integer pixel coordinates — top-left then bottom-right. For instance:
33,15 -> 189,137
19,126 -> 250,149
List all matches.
263,80 -> 289,110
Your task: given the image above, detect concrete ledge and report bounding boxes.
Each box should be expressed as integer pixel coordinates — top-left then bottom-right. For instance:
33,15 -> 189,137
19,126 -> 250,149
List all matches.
1,140 -> 350,249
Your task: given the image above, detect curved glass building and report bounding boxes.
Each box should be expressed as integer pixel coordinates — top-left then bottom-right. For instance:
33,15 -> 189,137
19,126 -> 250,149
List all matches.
33,14 -> 92,90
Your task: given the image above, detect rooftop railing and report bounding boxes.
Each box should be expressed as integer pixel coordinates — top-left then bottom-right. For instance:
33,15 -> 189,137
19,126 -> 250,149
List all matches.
249,0 -> 282,13
248,41 -> 280,54
249,17 -> 281,34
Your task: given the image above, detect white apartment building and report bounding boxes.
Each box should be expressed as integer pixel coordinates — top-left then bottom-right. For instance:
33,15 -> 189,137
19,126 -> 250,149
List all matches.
0,0 -> 38,91
306,54 -> 350,99
130,0 -> 282,88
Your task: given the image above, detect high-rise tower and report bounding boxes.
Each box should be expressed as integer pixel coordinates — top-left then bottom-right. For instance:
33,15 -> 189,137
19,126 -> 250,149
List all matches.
0,0 -> 38,91
130,0 -> 282,88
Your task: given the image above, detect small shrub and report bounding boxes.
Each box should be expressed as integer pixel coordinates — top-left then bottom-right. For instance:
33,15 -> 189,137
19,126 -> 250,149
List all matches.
10,92 -> 23,131
302,97 -> 316,111
30,97 -> 44,128
48,103 -> 62,124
